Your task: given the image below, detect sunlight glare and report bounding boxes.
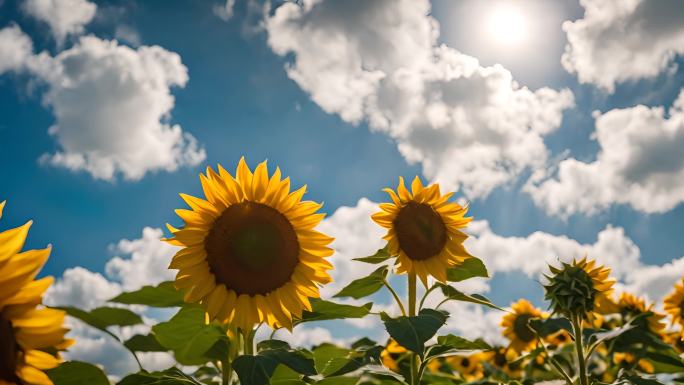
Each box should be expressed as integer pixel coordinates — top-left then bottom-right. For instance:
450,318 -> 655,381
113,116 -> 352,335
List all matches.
487,4 -> 528,46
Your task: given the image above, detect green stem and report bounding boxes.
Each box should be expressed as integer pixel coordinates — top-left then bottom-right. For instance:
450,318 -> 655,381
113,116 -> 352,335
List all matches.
383,279 -> 407,316
408,271 -> 419,385
535,335 -> 572,385
221,358 -> 233,385
572,312 -> 588,385
418,283 -> 438,310
244,328 -> 255,355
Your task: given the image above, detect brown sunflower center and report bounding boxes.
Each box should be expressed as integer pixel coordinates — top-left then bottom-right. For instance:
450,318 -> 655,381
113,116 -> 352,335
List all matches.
679,300 -> 684,318
205,201 -> 300,295
0,313 -> 20,383
513,314 -> 536,343
393,201 -> 447,261
461,357 -> 470,368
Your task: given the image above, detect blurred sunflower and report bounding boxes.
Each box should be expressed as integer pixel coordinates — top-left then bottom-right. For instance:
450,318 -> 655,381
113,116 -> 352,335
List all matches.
613,352 -> 654,374
664,278 -> 684,328
501,299 -> 545,353
481,347 -> 521,378
544,257 -> 615,317
445,354 -> 483,381
544,329 -> 571,347
372,176 -> 472,285
166,158 -> 334,331
380,339 -> 408,373
617,292 -> 666,334
0,201 -> 72,385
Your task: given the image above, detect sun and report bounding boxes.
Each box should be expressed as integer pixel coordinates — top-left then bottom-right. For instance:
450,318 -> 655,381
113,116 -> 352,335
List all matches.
486,4 -> 528,46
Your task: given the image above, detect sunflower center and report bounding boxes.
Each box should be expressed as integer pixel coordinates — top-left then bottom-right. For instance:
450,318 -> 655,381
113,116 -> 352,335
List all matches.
393,201 -> 447,261
513,313 -> 536,342
461,357 -> 470,368
205,201 -> 300,295
0,313 -> 20,383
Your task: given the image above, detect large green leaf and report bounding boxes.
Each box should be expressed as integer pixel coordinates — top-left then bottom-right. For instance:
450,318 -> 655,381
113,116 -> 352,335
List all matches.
446,257 -> 488,281
334,266 -> 388,299
117,367 -> 203,385
297,299 -> 372,324
424,334 -> 491,359
528,317 -> 572,337
233,355 -> 280,385
644,351 -> 684,373
316,377 -> 360,385
260,348 -> 317,376
47,361 -> 109,385
313,344 -> 353,377
353,247 -> 392,264
382,309 -> 448,356
437,284 -> 504,311
124,334 -> 167,352
110,281 -> 185,307
58,306 -> 143,332
152,305 -> 228,365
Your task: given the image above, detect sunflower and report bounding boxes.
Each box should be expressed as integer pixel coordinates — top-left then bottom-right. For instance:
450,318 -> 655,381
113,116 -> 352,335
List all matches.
544,329 -> 571,347
445,354 -> 484,381
371,176 -> 472,285
613,352 -> 654,374
501,299 -> 546,353
380,339 -> 408,373
481,346 -> 521,378
0,201 -> 72,385
544,257 -> 615,317
166,159 -> 334,331
664,278 -> 684,328
617,292 -> 666,334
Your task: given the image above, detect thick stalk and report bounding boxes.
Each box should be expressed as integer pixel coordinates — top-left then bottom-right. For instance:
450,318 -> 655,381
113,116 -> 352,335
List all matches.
408,271 -> 419,385
221,358 -> 232,385
244,328 -> 255,356
571,312 -> 589,385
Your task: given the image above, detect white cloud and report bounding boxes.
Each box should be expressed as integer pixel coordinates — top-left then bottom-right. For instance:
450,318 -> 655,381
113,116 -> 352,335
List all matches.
562,0 -> 684,92
0,25 -> 33,74
22,0 -> 97,44
106,227 -> 178,291
44,267 -> 121,310
213,0 -> 236,21
265,0 -> 573,198
28,36 -> 206,181
526,89 -> 684,216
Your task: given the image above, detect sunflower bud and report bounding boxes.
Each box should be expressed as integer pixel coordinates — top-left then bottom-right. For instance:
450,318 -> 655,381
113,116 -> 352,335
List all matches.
543,257 -> 614,318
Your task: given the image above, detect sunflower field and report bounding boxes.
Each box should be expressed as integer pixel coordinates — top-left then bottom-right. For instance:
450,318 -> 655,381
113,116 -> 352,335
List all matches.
4,158 -> 684,385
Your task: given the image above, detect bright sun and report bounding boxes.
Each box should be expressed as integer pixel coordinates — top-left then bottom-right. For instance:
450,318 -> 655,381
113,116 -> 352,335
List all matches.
486,4 -> 528,46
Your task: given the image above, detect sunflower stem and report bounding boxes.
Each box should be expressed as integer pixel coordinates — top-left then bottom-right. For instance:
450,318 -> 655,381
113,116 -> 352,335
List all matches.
418,283 -> 438,310
383,278 -> 407,316
221,358 -> 233,385
571,312 -> 589,385
408,271 -> 420,385
244,328 -> 256,355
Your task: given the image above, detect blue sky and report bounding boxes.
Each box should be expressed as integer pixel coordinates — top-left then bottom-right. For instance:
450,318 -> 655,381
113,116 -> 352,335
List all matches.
2,0 -> 684,372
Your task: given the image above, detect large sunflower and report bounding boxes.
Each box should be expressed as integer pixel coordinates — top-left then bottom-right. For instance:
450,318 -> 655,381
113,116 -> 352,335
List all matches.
371,176 -> 472,285
0,201 -> 72,385
501,299 -> 545,353
544,257 -> 615,317
617,292 -> 666,335
664,278 -> 684,328
166,158 -> 334,332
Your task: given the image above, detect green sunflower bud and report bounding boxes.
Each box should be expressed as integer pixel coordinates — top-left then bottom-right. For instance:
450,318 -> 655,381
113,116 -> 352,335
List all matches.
543,262 -> 597,317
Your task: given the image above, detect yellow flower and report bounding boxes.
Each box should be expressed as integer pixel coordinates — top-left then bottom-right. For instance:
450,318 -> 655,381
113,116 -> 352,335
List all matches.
617,292 -> 666,334
372,176 -> 473,285
613,352 -> 654,374
166,159 -> 334,331
501,299 -> 545,353
664,278 -> 684,327
445,354 -> 483,381
0,201 -> 72,385
544,257 -> 615,317
380,339 -> 407,373
481,347 -> 521,378
544,329 -> 571,347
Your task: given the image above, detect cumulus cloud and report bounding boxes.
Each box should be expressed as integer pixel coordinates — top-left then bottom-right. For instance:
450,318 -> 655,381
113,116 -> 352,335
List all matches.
213,0 -> 236,21
265,0 -> 573,198
28,36 -> 206,181
527,89 -> 684,216
22,0 -> 97,44
0,25 -> 33,73
44,227 -> 178,376
562,0 -> 684,92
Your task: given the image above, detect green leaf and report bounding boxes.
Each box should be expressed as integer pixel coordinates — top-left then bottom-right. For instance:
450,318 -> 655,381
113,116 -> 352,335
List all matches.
353,247 -> 392,264
124,334 -> 167,352
233,355 -> 279,385
644,351 -> 684,373
334,266 -> 388,299
260,349 -> 317,376
528,317 -> 572,337
620,374 -> 666,385
117,367 -> 203,385
257,339 -> 291,352
382,309 -> 448,356
314,344 -> 353,376
152,305 -> 228,365
297,299 -> 372,324
425,334 -> 491,359
110,281 -> 185,307
316,377 -> 360,385
58,306 -> 143,331
47,361 -> 109,385
437,284 -> 505,311
446,257 -> 488,281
